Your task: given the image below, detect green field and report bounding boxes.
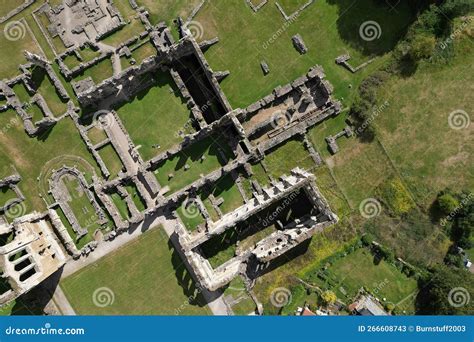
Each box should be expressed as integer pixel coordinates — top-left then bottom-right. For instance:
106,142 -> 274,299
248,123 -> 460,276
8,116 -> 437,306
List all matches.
137,0 -> 202,27
200,173 -> 244,216
196,0 -> 415,108
308,247 -> 419,314
115,70 -> 195,162
0,110 -> 101,213
61,227 -> 211,315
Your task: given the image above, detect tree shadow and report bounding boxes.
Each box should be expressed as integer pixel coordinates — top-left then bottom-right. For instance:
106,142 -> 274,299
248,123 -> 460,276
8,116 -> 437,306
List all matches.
326,0 -> 417,56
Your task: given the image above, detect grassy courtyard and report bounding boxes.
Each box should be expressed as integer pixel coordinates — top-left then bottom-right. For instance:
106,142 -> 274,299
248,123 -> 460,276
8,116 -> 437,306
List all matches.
200,173 -> 244,217
115,70 -> 195,162
154,134 -> 234,194
61,227 -> 211,315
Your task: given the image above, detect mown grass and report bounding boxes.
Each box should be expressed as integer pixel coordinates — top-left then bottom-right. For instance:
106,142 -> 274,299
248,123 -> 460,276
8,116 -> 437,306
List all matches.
154,134 -> 234,194
97,143 -> 124,179
199,173 -> 244,216
137,0 -> 202,26
115,70 -> 194,162
0,110 -> 100,213
195,0 -> 415,108
61,227 -> 211,315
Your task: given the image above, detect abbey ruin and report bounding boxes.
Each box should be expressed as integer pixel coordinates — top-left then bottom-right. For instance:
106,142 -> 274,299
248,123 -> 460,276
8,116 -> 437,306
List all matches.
0,0 -> 340,309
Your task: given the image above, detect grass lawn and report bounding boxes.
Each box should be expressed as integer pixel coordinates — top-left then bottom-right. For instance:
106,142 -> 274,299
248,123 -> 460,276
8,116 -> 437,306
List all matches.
264,138 -> 317,179
200,228 -> 237,268
223,277 -> 256,315
0,17 -> 43,80
115,70 -> 195,161
200,173 -> 244,216
87,126 -> 108,145
0,110 -> 101,213
0,0 -> 25,17
31,67 -> 68,116
125,182 -> 147,212
62,176 -> 103,232
101,1 -> 145,48
137,0 -> 202,26
177,200 -> 205,232
56,207 -> 93,250
307,247 -> 419,314
97,143 -> 124,179
0,187 -> 18,207
110,193 -> 131,220
154,134 -> 234,194
130,41 -> 157,65
26,103 -> 44,122
373,30 -> 474,209
74,58 -> 114,85
61,226 -> 211,315
195,0 -> 415,108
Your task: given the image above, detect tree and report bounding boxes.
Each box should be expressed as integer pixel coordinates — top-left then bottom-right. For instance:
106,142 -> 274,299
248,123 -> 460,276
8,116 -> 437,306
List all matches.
321,290 -> 337,305
437,193 -> 459,215
416,265 -> 473,315
408,34 -> 436,61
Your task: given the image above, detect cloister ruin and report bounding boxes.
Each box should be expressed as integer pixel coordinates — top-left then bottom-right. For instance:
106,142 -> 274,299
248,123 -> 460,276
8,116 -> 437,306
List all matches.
0,0 -> 341,307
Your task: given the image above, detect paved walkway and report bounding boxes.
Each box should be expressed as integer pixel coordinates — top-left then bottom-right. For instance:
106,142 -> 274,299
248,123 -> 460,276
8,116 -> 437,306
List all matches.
52,286 -> 76,315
